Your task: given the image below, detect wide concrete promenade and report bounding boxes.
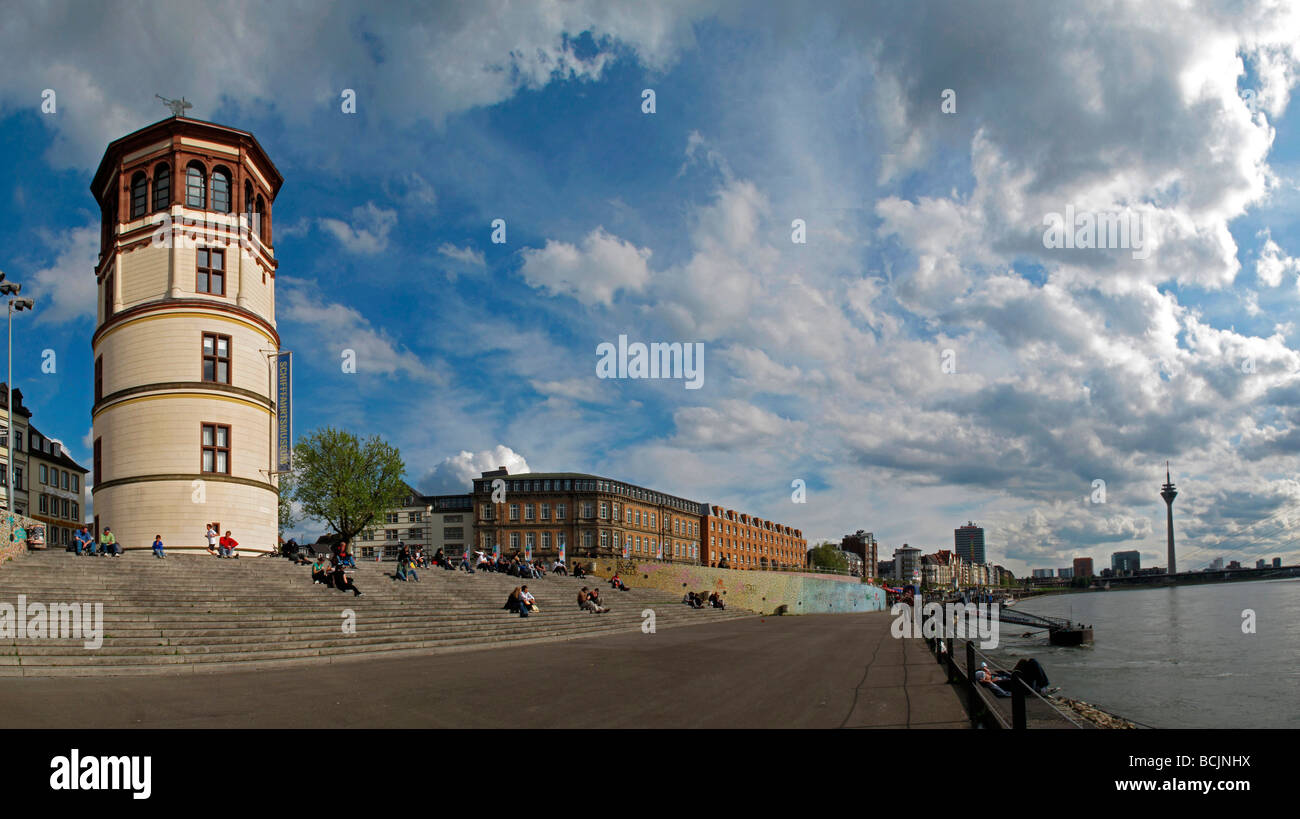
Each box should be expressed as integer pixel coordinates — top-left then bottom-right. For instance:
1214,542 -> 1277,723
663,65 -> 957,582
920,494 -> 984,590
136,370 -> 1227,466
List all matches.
0,612 -> 968,728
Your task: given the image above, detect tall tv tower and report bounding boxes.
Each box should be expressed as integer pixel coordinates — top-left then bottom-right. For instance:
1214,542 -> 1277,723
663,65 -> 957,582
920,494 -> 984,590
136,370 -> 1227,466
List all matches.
1161,463 -> 1177,575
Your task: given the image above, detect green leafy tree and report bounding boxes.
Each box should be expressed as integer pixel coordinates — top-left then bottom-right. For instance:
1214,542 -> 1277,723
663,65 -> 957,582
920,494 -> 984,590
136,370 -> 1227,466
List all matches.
289,427 -> 407,546
808,541 -> 849,572
278,470 -> 302,535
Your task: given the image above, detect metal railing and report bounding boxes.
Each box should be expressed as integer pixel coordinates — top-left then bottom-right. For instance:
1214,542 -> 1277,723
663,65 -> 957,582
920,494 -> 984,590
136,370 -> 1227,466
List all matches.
926,634 -> 1086,729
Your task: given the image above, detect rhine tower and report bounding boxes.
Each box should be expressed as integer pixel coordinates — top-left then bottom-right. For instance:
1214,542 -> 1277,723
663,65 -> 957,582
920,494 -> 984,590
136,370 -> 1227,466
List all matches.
1160,464 -> 1177,575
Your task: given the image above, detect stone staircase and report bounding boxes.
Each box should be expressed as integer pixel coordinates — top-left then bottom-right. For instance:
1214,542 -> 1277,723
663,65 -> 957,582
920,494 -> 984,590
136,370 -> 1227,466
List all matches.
0,550 -> 749,676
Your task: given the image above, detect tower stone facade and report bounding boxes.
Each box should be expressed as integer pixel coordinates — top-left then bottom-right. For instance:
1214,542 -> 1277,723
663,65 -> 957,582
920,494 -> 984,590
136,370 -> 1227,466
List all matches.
90,116 -> 283,552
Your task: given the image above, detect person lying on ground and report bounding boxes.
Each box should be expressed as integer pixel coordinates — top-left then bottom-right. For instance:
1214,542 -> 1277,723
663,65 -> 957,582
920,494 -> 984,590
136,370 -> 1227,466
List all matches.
975,662 -> 1011,697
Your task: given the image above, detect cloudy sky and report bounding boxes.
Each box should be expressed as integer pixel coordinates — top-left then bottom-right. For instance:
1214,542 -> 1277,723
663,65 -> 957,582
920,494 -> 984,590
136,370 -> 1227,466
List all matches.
3,0 -> 1300,574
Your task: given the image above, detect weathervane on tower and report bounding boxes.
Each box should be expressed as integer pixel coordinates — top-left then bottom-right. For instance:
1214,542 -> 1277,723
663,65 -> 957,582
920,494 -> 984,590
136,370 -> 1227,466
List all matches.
154,94 -> 192,118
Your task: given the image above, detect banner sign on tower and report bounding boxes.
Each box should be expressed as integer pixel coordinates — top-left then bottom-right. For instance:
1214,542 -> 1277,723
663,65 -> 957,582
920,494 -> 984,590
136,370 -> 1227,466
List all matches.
275,352 -> 293,473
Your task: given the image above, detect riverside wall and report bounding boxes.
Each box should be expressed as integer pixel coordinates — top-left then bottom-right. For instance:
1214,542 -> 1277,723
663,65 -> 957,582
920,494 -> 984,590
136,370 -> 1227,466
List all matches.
590,558 -> 886,615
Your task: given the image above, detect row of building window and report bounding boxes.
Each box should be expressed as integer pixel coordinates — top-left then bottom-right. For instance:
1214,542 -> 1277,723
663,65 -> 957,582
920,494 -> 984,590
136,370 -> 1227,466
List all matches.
484,501 -> 704,537
478,477 -> 698,514
711,518 -> 797,540
126,162 -> 265,235
37,493 -> 79,522
477,529 -> 699,559
37,463 -> 79,492
711,536 -> 794,557
359,527 -> 464,542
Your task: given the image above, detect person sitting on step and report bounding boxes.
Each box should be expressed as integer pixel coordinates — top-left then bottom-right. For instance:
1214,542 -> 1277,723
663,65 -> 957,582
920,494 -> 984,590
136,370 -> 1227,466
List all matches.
610,573 -> 630,591
152,534 -> 166,559
709,592 -> 725,610
75,526 -> 93,556
504,586 -> 522,614
394,543 -> 419,582
218,530 -> 238,559
578,587 -> 610,614
329,553 -> 362,597
518,585 -> 537,617
311,556 -> 330,585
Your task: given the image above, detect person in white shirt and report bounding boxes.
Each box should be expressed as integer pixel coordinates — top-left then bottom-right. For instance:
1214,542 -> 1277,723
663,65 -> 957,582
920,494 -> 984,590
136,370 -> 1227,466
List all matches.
518,585 -> 536,618
205,524 -> 218,555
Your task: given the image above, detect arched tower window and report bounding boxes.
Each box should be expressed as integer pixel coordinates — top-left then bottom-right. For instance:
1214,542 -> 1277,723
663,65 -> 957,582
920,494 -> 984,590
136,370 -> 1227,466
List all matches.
153,163 -> 171,211
211,167 -> 231,213
255,194 -> 265,239
186,162 -> 206,209
129,171 -> 148,219
243,181 -> 255,232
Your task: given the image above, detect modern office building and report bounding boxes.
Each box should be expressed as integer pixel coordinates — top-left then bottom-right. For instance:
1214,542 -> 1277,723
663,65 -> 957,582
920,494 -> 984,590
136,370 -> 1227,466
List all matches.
90,114 -> 283,552
954,521 -> 986,564
354,485 -> 473,560
1057,567 -> 1074,579
1274,557 -> 1283,569
841,550 -> 864,576
1032,568 -> 1055,578
841,530 -> 878,579
893,544 -> 922,584
703,505 -> 805,570
473,468 -> 702,565
1073,557 -> 1094,578
1111,550 -> 1141,575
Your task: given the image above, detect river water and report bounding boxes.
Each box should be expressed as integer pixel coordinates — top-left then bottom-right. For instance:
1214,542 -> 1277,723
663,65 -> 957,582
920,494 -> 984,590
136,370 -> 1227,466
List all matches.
981,578 -> 1300,728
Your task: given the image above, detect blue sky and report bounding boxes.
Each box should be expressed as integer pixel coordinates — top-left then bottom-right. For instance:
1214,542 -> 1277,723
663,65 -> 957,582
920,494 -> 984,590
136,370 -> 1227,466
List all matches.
3,1 -> 1300,575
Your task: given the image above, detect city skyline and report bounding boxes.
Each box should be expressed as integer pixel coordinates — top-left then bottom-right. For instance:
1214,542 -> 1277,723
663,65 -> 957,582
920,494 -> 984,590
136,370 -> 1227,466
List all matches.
2,2 -> 1300,577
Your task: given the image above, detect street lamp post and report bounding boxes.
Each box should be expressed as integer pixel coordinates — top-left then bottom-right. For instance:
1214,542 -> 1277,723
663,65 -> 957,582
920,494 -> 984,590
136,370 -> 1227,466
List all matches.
1,270 -> 35,514
425,503 -> 433,562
